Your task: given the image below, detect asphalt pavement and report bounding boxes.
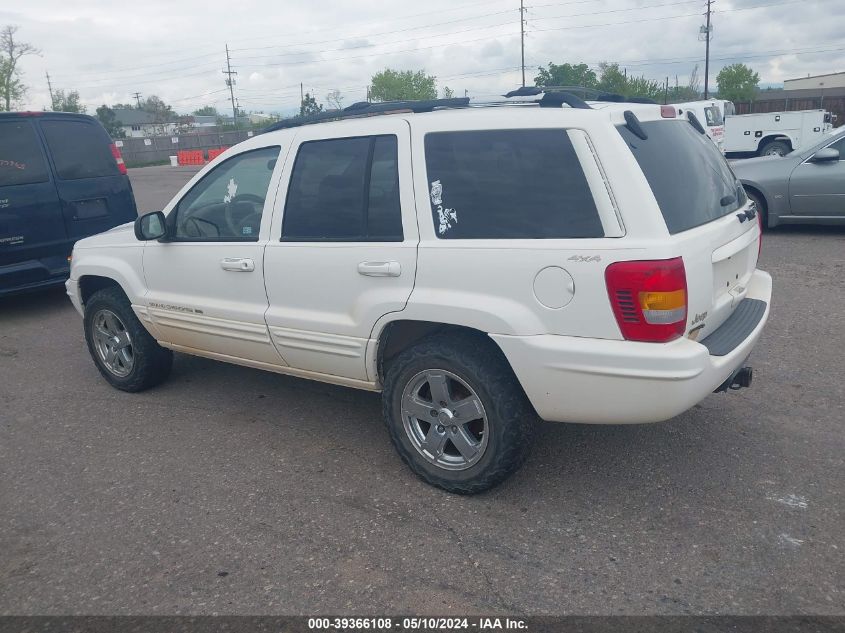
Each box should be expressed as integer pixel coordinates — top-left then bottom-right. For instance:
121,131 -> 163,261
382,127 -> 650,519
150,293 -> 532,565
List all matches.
0,166 -> 843,615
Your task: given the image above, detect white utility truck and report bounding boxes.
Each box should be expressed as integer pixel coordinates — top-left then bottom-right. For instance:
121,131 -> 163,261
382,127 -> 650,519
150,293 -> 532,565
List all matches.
723,109 -> 835,157
672,100 -> 727,151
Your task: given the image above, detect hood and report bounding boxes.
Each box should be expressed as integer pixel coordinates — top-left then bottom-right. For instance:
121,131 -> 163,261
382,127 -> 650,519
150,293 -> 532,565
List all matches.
74,221 -> 138,249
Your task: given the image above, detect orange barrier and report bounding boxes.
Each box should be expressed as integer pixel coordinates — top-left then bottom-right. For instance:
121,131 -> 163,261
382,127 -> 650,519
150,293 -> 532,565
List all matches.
207,147 -> 230,161
177,150 -> 205,166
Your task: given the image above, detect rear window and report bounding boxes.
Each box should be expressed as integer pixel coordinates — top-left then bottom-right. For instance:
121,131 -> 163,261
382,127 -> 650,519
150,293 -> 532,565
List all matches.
423,129 -> 603,239
618,120 -> 745,234
704,106 -> 723,126
0,120 -> 49,187
40,120 -> 118,180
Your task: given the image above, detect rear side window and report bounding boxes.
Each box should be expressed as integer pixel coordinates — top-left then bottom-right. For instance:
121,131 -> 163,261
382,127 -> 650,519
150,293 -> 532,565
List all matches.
704,106 -> 723,126
619,120 -> 744,234
282,135 -> 402,241
40,120 -> 118,180
0,120 -> 49,186
423,129 -> 602,239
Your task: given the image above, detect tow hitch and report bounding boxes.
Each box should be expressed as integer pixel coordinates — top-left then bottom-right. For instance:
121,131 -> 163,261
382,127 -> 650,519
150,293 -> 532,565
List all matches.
714,366 -> 753,393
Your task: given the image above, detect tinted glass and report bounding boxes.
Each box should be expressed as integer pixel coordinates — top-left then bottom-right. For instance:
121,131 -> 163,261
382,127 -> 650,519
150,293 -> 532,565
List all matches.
704,106 -> 723,126
367,136 -> 402,239
0,120 -> 49,186
423,129 -> 602,239
40,120 -> 118,180
174,146 -> 280,241
618,120 -> 744,234
283,135 -> 403,241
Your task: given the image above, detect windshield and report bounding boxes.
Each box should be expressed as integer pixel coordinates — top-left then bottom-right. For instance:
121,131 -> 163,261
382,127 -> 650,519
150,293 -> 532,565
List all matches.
618,119 -> 745,234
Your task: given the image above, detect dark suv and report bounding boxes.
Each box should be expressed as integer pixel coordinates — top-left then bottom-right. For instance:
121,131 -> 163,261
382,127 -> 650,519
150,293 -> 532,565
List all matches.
0,111 -> 137,296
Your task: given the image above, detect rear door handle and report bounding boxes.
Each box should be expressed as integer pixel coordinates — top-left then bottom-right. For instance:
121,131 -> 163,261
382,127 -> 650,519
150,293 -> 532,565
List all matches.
357,261 -> 401,277
220,257 -> 255,272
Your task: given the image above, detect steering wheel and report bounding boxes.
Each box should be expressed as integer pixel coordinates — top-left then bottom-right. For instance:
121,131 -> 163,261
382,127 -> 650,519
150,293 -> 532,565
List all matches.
224,193 -> 264,237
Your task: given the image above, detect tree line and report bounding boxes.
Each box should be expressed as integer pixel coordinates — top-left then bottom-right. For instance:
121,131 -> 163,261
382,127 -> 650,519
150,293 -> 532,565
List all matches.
1,21 -> 762,125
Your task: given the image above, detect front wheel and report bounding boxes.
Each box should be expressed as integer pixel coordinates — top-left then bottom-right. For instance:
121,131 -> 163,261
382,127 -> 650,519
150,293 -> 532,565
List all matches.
382,334 -> 536,494
83,286 -> 173,392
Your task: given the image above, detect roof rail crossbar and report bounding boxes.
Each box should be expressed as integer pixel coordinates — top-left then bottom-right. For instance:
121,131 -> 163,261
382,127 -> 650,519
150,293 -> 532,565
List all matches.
262,97 -> 470,132
502,87 -> 592,109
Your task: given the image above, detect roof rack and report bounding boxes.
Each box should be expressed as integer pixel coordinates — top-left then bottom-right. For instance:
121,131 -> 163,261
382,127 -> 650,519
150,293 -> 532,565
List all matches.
263,97 -> 470,132
260,87 -> 620,133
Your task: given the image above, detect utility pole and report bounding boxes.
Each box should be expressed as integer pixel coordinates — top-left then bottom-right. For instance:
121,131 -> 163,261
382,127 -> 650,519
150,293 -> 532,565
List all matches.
520,0 -> 526,87
702,0 -> 713,98
223,44 -> 238,128
45,71 -> 54,109
132,92 -> 142,108
300,82 -> 304,107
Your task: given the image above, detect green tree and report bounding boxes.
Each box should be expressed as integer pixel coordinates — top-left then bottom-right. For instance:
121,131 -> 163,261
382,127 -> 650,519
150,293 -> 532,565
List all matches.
95,105 -> 125,138
597,62 -> 628,95
51,89 -> 85,113
193,105 -> 217,116
625,75 -> 664,101
534,62 -> 597,89
716,63 -> 759,102
369,69 -> 436,102
300,92 -> 323,116
0,25 -> 39,111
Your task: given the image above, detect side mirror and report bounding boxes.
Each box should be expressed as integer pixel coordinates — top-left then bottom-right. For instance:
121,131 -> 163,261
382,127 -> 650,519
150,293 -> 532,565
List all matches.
134,211 -> 167,241
811,147 -> 840,163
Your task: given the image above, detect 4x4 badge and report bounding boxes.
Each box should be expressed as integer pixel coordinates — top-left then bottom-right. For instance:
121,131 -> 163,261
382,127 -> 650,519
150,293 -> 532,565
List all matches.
568,255 -> 601,263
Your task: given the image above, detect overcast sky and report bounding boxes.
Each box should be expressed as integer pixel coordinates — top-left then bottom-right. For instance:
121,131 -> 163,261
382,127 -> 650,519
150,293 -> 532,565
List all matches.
4,0 -> 843,115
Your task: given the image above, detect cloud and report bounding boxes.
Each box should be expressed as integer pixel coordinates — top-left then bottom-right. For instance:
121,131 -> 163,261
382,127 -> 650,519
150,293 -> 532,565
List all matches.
6,0 -> 842,114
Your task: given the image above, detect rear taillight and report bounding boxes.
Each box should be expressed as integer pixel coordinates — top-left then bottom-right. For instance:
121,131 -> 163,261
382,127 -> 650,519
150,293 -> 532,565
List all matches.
110,143 -> 127,175
660,105 -> 677,118
605,257 -> 688,343
757,208 -> 763,259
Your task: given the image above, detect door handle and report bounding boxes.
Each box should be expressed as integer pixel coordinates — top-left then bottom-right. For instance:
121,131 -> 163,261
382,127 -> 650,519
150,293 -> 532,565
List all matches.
220,257 -> 255,272
357,261 -> 401,277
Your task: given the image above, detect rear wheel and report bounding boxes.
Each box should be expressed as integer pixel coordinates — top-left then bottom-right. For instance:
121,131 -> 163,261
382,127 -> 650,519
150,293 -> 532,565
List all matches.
84,287 -> 173,392
759,140 -> 791,157
382,333 -> 536,494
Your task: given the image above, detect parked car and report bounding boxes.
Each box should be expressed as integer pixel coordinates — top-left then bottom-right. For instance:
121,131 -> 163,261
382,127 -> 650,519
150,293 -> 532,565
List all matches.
0,111 -> 135,297
65,92 -> 771,493
733,126 -> 845,227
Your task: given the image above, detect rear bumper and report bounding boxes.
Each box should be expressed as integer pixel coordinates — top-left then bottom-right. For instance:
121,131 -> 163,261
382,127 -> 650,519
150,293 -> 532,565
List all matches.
492,269 -> 772,424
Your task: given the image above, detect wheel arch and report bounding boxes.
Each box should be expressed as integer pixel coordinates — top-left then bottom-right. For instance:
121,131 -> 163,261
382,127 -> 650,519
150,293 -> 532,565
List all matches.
374,319 -> 511,383
741,183 -> 771,228
757,135 -> 793,154
79,275 -> 126,305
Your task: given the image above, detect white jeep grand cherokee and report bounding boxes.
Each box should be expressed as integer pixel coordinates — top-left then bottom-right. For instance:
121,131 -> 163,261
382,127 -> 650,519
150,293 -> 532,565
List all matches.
66,91 -> 771,494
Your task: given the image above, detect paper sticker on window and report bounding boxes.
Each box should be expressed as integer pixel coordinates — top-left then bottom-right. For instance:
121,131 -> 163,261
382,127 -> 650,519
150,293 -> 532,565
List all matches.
431,180 -> 457,235
223,177 -> 238,203
242,226 -> 253,235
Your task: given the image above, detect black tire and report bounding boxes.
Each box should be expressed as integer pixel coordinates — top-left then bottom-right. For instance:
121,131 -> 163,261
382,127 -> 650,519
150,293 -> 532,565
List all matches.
745,189 -> 768,230
83,286 -> 173,392
382,332 -> 536,494
759,140 -> 791,157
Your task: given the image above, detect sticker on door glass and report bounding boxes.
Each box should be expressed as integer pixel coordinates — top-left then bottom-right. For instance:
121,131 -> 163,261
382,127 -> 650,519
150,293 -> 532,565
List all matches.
430,180 -> 457,235
223,177 -> 238,203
